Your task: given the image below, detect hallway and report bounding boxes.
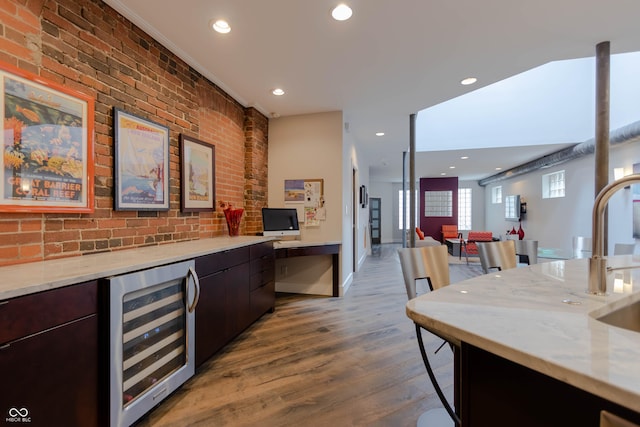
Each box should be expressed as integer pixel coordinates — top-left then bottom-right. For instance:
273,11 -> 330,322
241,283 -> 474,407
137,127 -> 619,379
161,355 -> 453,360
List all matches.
136,244 -> 482,426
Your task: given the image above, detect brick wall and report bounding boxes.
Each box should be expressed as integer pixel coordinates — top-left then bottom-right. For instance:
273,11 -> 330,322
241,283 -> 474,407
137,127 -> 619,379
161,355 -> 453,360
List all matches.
0,0 -> 269,266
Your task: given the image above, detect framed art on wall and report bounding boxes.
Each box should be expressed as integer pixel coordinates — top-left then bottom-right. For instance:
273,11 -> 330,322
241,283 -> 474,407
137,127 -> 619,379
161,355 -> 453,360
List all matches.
113,108 -> 170,211
180,134 -> 215,212
0,61 -> 94,213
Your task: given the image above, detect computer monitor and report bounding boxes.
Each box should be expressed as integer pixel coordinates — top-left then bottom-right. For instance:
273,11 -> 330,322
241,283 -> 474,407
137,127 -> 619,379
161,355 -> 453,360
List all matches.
261,208 -> 300,237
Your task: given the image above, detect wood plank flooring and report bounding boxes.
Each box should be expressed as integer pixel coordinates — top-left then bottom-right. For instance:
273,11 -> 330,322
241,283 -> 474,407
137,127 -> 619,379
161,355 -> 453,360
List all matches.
135,244 -> 483,427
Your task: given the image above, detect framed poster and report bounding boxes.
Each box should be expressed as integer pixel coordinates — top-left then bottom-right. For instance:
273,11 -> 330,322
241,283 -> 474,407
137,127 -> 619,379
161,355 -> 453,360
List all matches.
180,134 -> 215,212
113,108 -> 169,211
0,61 -> 94,213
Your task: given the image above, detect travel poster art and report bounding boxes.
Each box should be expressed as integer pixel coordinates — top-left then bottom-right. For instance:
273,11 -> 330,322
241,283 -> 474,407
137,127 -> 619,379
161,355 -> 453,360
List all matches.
114,109 -> 169,211
1,69 -> 91,211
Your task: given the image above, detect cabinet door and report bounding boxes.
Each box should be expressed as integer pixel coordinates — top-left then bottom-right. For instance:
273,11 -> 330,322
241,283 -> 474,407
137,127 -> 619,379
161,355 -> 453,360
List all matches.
195,270 -> 227,367
0,315 -> 99,427
225,262 -> 251,335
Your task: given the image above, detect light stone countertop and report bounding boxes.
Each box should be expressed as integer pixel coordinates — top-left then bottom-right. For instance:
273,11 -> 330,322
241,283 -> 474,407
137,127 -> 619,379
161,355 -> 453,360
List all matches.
0,236 -> 273,300
406,255 -> 640,414
272,239 -> 341,249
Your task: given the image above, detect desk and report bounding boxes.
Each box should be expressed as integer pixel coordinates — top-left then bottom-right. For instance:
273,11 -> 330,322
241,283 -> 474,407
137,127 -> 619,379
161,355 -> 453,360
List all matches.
274,241 -> 341,297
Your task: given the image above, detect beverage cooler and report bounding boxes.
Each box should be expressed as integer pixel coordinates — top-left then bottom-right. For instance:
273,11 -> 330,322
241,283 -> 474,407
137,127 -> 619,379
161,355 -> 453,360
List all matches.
102,260 -> 200,427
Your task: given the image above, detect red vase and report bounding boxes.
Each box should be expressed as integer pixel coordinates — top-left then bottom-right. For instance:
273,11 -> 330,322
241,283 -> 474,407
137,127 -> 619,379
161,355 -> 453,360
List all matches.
517,222 -> 525,240
224,208 -> 244,236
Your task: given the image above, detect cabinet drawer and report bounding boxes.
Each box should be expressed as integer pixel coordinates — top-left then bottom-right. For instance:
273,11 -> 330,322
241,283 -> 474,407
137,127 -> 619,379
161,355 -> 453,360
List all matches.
250,241 -> 274,259
250,254 -> 275,275
250,281 -> 275,319
0,281 -> 98,345
195,246 -> 250,277
250,268 -> 274,291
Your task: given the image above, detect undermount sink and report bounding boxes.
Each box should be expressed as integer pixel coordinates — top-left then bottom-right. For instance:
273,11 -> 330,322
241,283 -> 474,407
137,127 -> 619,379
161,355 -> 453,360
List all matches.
596,299 -> 640,333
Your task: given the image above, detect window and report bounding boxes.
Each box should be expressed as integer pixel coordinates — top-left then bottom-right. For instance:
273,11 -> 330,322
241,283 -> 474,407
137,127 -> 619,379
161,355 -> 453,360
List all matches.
458,188 -> 472,230
424,190 -> 452,217
491,186 -> 502,204
398,190 -> 418,230
542,170 -> 565,199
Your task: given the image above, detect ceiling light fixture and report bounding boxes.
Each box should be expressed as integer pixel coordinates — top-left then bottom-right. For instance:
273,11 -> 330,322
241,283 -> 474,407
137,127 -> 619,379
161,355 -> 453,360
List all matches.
495,167 -> 502,171
272,88 -> 285,96
440,172 -> 446,176
460,156 -> 469,160
332,4 -> 353,21
211,19 -> 231,34
449,166 -> 455,169
375,132 -> 385,136
460,77 -> 477,86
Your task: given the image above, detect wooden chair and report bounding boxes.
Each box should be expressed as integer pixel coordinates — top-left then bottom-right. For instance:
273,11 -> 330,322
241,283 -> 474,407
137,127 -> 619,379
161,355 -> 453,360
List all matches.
477,240 -> 517,274
460,231 -> 493,264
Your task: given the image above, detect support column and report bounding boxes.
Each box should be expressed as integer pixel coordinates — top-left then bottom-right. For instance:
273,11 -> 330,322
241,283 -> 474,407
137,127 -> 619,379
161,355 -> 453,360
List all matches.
595,41 -> 610,255
409,114 -> 416,248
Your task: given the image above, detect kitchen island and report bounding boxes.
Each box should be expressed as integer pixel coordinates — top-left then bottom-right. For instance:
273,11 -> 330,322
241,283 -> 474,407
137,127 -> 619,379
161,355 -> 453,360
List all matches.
406,255 -> 640,426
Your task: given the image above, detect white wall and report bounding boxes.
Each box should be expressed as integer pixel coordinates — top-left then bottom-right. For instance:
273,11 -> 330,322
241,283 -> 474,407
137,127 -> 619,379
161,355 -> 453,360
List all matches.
484,140 -> 639,253
368,181 -> 396,244
368,179 -> 486,244
371,141 -> 638,250
268,111 -> 370,295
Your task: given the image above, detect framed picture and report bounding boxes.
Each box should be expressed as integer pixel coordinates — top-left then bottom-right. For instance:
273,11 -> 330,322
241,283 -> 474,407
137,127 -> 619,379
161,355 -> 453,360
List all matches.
180,134 -> 215,212
0,61 -> 94,213
113,108 -> 169,211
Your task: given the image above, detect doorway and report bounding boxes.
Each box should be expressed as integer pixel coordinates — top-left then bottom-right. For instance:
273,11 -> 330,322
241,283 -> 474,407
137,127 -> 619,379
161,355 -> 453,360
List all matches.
370,197 -> 381,255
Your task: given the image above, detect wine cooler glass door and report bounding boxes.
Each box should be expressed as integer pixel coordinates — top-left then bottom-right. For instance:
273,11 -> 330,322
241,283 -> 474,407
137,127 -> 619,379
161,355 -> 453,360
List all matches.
108,260 -> 198,427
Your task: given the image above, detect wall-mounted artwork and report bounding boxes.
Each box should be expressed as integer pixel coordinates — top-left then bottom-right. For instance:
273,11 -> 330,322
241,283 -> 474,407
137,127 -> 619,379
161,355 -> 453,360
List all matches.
180,134 -> 214,212
284,178 -> 324,225
0,61 -> 94,213
359,185 -> 368,208
114,108 -> 169,211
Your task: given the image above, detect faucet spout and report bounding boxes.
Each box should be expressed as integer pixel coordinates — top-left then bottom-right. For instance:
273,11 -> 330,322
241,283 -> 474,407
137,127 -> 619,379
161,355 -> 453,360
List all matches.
588,173 -> 640,295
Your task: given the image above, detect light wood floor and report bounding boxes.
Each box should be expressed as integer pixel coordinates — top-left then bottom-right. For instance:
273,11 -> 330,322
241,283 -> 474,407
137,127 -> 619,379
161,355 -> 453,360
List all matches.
135,244 -> 483,427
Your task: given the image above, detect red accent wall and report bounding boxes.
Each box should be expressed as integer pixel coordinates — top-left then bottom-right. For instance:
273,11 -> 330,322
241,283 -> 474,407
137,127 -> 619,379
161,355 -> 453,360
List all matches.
0,0 -> 268,266
419,177 -> 458,241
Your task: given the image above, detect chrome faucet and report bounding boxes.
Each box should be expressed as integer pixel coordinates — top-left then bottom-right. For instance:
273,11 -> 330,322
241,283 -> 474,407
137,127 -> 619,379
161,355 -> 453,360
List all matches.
588,173 -> 640,295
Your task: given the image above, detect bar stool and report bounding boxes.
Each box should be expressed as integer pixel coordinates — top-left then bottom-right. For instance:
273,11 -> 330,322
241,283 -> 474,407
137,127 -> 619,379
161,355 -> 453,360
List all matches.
477,240 -> 517,274
515,239 -> 538,265
398,245 -> 459,427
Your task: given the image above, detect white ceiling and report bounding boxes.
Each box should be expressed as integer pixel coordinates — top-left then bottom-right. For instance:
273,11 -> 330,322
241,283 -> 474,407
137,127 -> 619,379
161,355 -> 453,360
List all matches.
103,0 -> 640,182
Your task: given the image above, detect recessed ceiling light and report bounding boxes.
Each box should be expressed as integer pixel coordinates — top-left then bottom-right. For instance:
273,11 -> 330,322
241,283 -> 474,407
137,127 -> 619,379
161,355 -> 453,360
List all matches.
375,132 -> 385,136
332,4 -> 353,21
495,167 -> 502,171
449,166 -> 455,169
460,156 -> 469,160
211,19 -> 231,34
440,172 -> 446,176
460,77 -> 477,86
272,88 -> 285,96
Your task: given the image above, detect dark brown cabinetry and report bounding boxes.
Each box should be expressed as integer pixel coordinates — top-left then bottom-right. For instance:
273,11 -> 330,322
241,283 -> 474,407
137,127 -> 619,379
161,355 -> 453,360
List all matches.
250,242 -> 275,320
0,281 -> 99,427
194,242 -> 275,368
460,343 -> 640,427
